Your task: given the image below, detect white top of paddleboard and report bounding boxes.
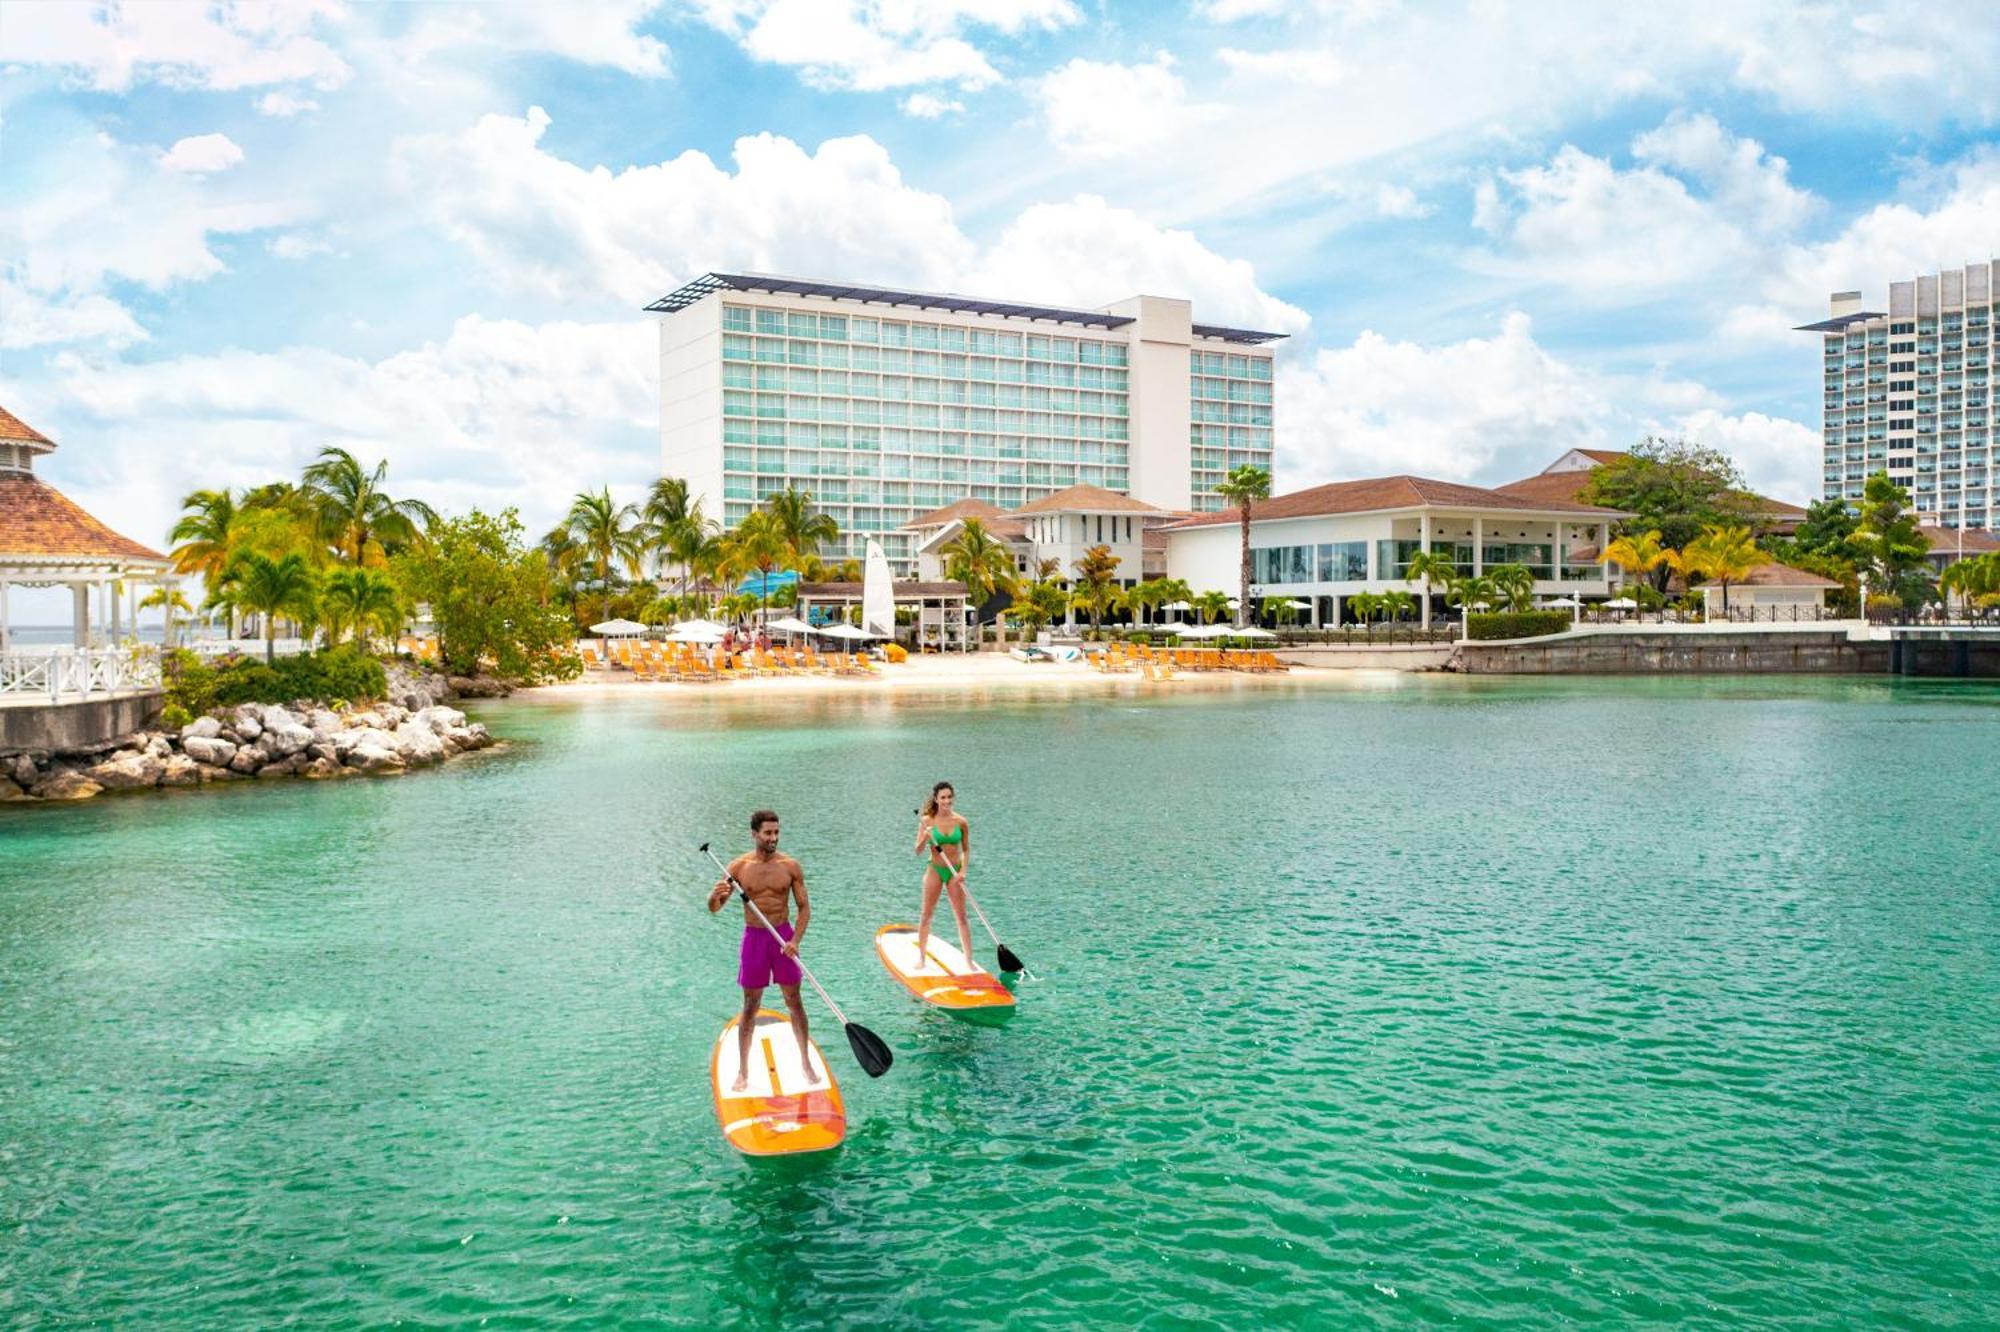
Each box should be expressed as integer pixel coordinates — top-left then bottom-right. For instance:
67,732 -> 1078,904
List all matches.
715,1015 -> 827,1098
879,927 -> 989,980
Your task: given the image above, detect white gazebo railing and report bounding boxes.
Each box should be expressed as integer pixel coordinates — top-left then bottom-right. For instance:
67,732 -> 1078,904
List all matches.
0,646 -> 162,703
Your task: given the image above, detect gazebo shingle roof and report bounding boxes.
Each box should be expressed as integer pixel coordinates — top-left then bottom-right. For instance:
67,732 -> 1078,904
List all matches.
0,471 -> 168,564
0,405 -> 55,448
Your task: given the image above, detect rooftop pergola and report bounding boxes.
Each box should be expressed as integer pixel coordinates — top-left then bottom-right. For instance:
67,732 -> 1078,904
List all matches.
0,404 -> 174,661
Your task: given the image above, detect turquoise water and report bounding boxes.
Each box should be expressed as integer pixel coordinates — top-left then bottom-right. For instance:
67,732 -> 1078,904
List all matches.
3,676 -> 1996,1328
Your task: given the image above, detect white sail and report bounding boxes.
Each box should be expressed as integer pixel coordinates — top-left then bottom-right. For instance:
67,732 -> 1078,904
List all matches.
862,540 -> 895,638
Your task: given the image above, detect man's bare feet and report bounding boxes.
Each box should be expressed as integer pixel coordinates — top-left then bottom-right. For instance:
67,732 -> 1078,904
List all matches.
799,1057 -> 818,1085
730,1069 -> 750,1093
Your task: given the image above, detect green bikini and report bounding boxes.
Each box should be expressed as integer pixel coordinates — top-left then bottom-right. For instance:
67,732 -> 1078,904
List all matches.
929,821 -> 964,883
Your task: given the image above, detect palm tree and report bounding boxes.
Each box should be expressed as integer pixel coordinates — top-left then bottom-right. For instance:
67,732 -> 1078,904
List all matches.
725,510 -> 790,629
321,567 -> 403,649
1403,549 -> 1457,630
168,488 -> 240,636
1270,596 -> 1302,628
764,488 -> 840,569
1214,465 -> 1272,627
1600,528 -> 1683,596
642,477 -> 717,597
139,585 -> 194,647
1005,579 -> 1069,639
1070,581 -> 1127,638
300,447 -> 437,565
941,518 -> 1018,650
1941,551 -> 2000,617
562,488 -> 644,623
1193,589 -> 1233,624
1154,576 -> 1192,624
1348,591 -> 1382,625
223,551 -> 318,663
1069,544 -> 1123,637
1126,578 -> 1165,628
1379,590 -> 1415,622
1680,523 -> 1761,615
1487,563 -> 1536,612
1444,572 -> 1498,619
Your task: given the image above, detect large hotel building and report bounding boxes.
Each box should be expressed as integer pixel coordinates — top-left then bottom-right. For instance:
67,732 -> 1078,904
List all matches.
1800,260 -> 1996,530
652,273 -> 1284,567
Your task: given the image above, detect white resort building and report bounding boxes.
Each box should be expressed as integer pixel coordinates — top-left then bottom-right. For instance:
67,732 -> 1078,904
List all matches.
1163,474 -> 1630,626
1799,260 -> 1996,529
652,273 -> 1285,571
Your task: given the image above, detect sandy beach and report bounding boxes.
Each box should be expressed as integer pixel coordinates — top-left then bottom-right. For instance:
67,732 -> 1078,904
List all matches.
517,650 -> 1362,702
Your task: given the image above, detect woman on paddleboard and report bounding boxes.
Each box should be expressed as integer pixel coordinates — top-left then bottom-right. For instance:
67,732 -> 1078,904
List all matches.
914,782 -> 976,969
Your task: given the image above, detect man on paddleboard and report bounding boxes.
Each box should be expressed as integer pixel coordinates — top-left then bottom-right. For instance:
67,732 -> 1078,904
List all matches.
708,809 -> 818,1091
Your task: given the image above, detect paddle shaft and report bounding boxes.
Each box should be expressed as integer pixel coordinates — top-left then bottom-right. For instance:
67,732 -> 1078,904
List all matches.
702,845 -> 854,1028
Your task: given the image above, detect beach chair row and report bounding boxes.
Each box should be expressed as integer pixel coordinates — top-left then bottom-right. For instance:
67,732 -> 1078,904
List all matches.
579,644 -> 879,680
1090,643 -> 1289,677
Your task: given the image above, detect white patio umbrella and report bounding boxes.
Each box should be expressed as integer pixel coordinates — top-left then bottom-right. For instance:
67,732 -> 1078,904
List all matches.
1284,599 -> 1313,610
765,616 -> 815,635
674,617 -> 727,635
1542,596 -> 1582,608
1154,620 -> 1193,632
588,618 -> 649,637
1162,600 -> 1191,612
818,623 -> 875,641
666,623 -> 725,644
1236,626 -> 1277,639
1605,597 -> 1638,609
1179,623 -> 1229,639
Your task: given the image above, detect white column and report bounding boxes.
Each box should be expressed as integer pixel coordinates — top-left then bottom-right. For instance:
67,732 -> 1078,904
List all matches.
1473,517 -> 1484,575
0,577 -> 9,653
74,582 -> 90,647
1552,523 -> 1563,584
1418,513 -> 1432,629
111,578 -> 123,643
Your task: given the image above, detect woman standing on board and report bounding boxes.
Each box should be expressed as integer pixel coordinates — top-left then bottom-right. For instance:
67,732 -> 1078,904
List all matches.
914,782 -> 976,970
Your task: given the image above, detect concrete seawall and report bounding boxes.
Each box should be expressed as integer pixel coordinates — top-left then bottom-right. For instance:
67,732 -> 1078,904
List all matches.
1277,643 -> 1456,670
0,691 -> 165,754
1451,631 -> 1905,675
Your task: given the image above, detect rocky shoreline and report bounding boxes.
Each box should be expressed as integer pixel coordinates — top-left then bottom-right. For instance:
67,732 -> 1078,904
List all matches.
0,665 -> 501,805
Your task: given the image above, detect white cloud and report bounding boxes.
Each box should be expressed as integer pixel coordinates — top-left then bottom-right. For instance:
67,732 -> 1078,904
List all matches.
392,106 -> 1303,336
1215,46 -> 1346,85
1374,183 -> 1431,218
1037,53 -> 1193,157
699,0 -> 1079,93
255,90 -> 321,116
160,133 -> 246,175
268,233 -> 333,259
0,280 -> 149,351
4,0 -> 353,93
397,1 -> 672,78
1663,407 -> 1821,504
1631,111 -> 1815,233
900,92 -> 965,118
39,316 -> 659,552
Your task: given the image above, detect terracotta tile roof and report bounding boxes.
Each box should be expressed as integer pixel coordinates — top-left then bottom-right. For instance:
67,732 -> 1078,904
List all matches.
1574,448 -> 1629,466
0,471 -> 168,564
1167,475 -> 1626,528
0,404 -> 55,448
1496,466 -> 1806,520
904,497 -> 1009,529
1919,525 -> 2000,555
1736,562 -> 1840,589
1012,484 -> 1163,516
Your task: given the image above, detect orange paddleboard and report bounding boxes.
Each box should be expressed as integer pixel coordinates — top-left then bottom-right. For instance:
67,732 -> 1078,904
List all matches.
711,1009 -> 846,1156
875,924 -> 1017,1015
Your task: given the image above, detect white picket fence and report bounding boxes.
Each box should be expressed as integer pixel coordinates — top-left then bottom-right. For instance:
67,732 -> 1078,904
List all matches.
0,647 -> 162,703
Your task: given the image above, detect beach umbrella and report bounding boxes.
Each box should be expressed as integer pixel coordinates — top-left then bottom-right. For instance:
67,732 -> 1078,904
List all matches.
667,623 -> 725,644
1605,597 -> 1638,609
1162,600 -> 1191,612
766,616 -> 815,635
1154,620 -> 1192,632
818,623 -> 875,641
589,618 -> 649,637
674,617 -> 727,635
1543,596 -> 1581,608
1236,626 -> 1277,639
1179,623 -> 1228,639
1284,599 -> 1313,610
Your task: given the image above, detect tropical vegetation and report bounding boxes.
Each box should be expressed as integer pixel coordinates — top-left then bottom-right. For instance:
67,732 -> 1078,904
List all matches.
1214,464 -> 1271,627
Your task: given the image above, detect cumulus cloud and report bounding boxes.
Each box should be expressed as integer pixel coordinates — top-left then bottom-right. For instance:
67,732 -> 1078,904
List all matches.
160,133 -> 246,175
1036,53 -> 1194,157
900,92 -> 965,118
1663,408 -> 1822,505
1215,46 -> 1345,85
697,0 -> 1079,92
393,106 -> 1302,335
4,0 -> 353,93
397,1 -> 672,78
1374,184 -> 1431,218
255,90 -> 321,117
40,316 -> 660,551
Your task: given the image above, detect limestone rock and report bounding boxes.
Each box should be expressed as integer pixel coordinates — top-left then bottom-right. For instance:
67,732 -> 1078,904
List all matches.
300,756 -> 343,780
420,705 -> 467,735
195,763 -> 243,783
228,744 -> 267,775
32,769 -> 102,800
6,754 -> 40,787
307,742 -> 338,764
182,736 -> 237,767
217,727 -> 243,746
348,743 -> 404,773
160,755 -> 201,787
263,721 -> 315,758
182,716 -> 223,742
144,733 -> 174,760
87,750 -> 166,790
0,775 -> 31,802
257,753 -> 306,779
232,708 -> 264,742
392,720 -> 445,765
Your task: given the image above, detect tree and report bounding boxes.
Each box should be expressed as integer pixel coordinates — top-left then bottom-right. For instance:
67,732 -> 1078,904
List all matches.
1193,589 -> 1233,624
1404,550 -> 1456,628
1444,572 -> 1498,617
764,488 -> 840,569
1128,578 -> 1167,627
392,510 -> 576,682
1005,579 -> 1069,639
643,477 -> 717,599
723,510 -> 789,629
300,447 -> 437,566
941,518 -> 1018,649
1154,577 -> 1192,623
1847,472 -> 1932,603
1600,528 -> 1683,595
321,567 -> 405,649
1486,563 -> 1536,612
139,585 -> 194,647
1680,523 -> 1761,614
1582,436 -> 1756,552
562,488 -> 645,623
1070,543 -> 1122,636
1270,596 -> 1303,627
1379,590 -> 1415,622
1939,551 -> 2000,617
223,552 -> 319,663
1215,465 -> 1272,627
1762,540 -> 1860,615
1347,591 -> 1382,624
168,488 -> 241,635
1791,497 -> 1859,556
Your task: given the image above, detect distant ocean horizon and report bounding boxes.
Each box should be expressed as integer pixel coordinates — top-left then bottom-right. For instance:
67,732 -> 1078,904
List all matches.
6,625 -> 220,647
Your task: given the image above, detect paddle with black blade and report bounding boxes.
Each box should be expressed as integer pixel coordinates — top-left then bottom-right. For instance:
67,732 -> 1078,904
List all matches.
700,842 -> 893,1078
915,810 -> 1033,979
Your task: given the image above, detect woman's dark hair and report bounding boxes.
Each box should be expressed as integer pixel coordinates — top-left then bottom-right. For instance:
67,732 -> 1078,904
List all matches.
922,782 -> 955,818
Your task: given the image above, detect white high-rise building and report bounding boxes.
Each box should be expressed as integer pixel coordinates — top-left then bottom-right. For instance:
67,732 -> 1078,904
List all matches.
653,273 -> 1284,567
1799,260 -> 1996,529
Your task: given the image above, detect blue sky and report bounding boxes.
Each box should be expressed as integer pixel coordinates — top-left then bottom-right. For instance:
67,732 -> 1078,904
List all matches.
5,0 -> 1998,576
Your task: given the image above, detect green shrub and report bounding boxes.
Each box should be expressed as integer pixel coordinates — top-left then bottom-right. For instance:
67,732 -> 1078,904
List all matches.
1125,630 -> 1153,644
1467,610 -> 1573,641
158,702 -> 193,732
191,647 -> 389,710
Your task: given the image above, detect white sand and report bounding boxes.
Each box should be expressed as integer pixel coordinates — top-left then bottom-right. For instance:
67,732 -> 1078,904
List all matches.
514,650 -> 1371,702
